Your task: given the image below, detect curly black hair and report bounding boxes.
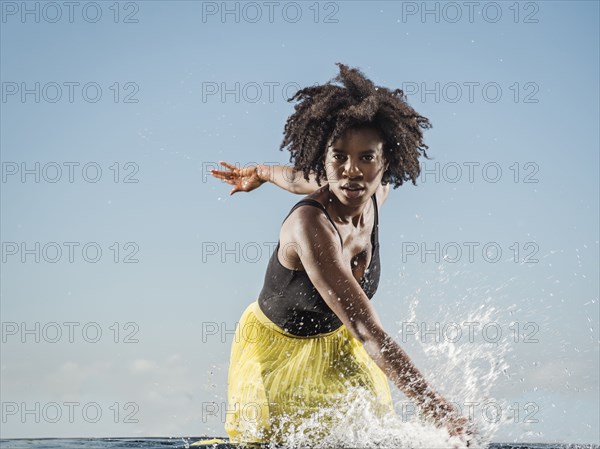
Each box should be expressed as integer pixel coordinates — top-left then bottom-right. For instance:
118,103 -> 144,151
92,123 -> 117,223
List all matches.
279,63 -> 433,188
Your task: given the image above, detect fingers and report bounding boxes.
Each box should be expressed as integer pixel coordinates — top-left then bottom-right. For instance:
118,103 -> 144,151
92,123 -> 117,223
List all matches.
210,170 -> 231,181
211,161 -> 252,196
211,169 -> 242,190
211,173 -> 236,186
218,160 -> 238,171
210,169 -> 232,177
211,170 -> 235,182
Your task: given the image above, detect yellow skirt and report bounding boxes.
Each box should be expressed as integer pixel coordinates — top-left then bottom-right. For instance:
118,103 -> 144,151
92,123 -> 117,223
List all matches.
224,300 -> 395,444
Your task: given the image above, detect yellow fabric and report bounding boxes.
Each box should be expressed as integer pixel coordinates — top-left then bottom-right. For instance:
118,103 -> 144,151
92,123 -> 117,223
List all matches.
190,438 -> 228,446
224,300 -> 395,444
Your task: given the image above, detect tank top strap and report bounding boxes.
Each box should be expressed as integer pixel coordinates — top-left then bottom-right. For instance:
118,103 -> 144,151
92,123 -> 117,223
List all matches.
371,193 -> 379,248
282,199 -> 344,248
371,193 -> 378,227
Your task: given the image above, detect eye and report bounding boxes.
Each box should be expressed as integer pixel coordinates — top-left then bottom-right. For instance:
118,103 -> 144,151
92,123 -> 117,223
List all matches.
363,155 -> 375,161
332,154 -> 346,161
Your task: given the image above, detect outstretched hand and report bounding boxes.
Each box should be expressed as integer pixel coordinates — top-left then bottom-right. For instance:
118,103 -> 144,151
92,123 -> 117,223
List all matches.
423,398 -> 477,447
444,414 -> 477,446
210,161 -> 266,195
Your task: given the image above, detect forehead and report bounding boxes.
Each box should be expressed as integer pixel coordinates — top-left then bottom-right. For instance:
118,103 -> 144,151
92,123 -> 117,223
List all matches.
327,126 -> 384,151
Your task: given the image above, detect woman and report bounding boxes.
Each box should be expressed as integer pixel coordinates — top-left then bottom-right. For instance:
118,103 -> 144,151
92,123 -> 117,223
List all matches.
210,63 -> 472,445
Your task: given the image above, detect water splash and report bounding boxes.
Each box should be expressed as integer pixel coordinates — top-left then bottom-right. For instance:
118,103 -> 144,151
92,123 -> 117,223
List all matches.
261,267 -> 515,447
398,277 -> 514,447
266,385 -> 466,449
240,272 -> 514,449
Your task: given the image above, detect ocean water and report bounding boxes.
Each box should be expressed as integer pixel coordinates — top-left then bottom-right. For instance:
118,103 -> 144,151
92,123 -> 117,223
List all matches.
0,440 -> 597,449
2,262 -> 596,449
0,296 -> 588,449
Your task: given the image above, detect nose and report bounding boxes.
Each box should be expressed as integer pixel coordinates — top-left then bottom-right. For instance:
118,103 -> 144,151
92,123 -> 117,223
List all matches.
343,158 -> 362,178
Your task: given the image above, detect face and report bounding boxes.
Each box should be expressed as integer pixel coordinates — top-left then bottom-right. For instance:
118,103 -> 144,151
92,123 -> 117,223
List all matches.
324,126 -> 387,204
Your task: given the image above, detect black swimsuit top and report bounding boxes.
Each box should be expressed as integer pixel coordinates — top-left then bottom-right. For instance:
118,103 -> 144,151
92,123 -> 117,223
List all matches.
257,194 -> 381,336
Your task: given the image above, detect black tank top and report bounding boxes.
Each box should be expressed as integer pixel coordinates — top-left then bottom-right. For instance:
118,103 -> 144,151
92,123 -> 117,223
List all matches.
257,194 -> 380,336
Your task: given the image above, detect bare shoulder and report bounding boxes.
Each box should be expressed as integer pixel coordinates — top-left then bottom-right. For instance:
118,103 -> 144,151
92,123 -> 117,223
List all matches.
278,197 -> 342,270
281,201 -> 340,251
375,183 -> 391,208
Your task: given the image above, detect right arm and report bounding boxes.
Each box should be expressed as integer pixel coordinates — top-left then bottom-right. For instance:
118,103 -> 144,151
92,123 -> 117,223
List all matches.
257,164 -> 325,195
211,162 -> 393,209
288,207 -> 469,436
210,160 -> 324,196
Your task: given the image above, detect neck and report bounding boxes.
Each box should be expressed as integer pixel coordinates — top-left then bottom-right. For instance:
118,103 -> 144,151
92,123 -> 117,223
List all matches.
326,186 -> 370,227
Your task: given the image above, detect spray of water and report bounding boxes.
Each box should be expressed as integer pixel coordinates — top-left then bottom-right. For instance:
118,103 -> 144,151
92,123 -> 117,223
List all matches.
397,261 -> 515,448
266,385 -> 464,449
258,263 -> 513,449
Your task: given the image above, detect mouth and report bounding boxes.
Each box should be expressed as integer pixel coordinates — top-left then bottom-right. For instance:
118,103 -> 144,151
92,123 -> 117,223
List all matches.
340,184 -> 366,198
341,184 -> 365,191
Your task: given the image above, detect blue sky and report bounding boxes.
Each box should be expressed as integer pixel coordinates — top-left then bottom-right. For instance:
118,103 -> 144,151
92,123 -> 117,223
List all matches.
1,0 -> 598,444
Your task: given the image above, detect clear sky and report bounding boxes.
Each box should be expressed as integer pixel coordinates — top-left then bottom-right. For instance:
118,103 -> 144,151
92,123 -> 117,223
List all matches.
1,0 -> 598,444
